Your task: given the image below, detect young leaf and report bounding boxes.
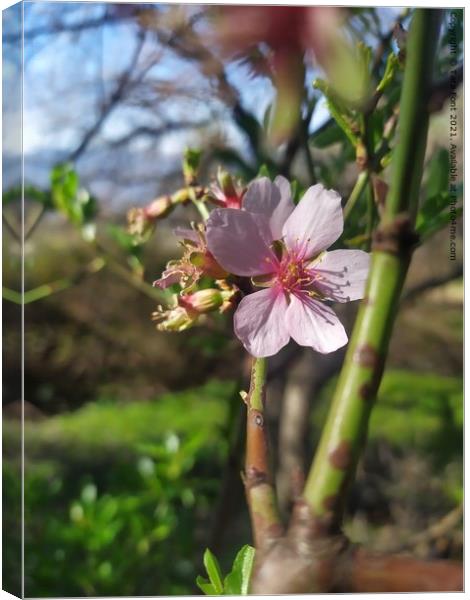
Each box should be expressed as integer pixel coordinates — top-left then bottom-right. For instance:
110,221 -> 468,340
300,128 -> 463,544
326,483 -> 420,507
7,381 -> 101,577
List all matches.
196,575 -> 218,596
224,545 -> 255,595
313,79 -> 358,147
376,53 -> 399,93
203,549 -> 224,595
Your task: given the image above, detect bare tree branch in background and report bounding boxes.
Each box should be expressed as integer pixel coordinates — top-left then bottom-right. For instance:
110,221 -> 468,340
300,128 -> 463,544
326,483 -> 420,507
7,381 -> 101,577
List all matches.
68,29 -> 147,162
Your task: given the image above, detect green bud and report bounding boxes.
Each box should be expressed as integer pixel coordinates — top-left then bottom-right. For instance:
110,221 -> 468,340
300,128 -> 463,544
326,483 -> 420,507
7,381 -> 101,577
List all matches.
182,147 -> 202,186
217,167 -> 237,198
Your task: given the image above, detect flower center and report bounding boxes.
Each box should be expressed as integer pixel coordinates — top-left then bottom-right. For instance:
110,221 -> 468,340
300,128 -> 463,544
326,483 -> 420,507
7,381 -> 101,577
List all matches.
277,253 -> 313,294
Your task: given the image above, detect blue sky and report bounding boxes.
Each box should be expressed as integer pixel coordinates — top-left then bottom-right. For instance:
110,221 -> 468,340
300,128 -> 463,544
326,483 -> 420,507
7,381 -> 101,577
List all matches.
3,3 -> 403,205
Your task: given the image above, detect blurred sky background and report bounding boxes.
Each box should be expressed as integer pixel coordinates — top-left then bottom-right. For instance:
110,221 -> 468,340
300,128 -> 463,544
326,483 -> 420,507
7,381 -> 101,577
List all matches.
4,3 -> 402,209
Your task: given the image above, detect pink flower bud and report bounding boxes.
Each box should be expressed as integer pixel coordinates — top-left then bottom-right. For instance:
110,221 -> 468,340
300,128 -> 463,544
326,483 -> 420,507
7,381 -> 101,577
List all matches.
179,288 -> 236,314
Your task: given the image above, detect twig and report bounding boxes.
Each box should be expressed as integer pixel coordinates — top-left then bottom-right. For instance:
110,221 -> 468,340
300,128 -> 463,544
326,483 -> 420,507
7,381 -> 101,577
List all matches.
402,264 -> 463,304
387,504 -> 463,554
343,170 -> 369,220
68,30 -> 147,162
244,357 -> 284,551
3,257 -> 106,305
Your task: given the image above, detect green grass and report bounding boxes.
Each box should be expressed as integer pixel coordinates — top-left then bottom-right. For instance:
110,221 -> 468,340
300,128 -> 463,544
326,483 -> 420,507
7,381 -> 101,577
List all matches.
12,379 -> 236,458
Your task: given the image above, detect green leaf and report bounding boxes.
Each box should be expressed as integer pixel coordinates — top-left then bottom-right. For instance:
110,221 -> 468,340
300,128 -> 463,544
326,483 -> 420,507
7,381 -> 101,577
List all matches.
416,192 -> 450,227
203,549 -> 224,594
196,576 -> 218,595
376,53 -> 399,93
417,204 -> 463,241
224,545 -> 255,595
313,79 -> 358,147
425,149 -> 450,199
50,163 -> 98,230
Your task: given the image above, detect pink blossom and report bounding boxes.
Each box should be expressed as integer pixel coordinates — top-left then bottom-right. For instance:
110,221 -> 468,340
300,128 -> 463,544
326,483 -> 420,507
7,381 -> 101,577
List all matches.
206,178 -> 370,357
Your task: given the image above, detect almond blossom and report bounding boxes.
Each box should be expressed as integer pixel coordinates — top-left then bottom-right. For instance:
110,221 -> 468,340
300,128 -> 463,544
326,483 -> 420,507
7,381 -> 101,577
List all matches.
206,177 -> 370,357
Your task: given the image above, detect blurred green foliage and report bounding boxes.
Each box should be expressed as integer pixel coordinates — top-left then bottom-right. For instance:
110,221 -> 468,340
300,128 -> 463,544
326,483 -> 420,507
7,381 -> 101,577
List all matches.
50,163 -> 98,240
4,370 -> 462,596
4,380 -> 237,597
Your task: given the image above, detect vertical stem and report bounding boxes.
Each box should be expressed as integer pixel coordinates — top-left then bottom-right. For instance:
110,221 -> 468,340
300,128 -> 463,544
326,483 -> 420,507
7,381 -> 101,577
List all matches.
343,170 -> 369,220
244,357 -> 284,550
302,9 -> 442,528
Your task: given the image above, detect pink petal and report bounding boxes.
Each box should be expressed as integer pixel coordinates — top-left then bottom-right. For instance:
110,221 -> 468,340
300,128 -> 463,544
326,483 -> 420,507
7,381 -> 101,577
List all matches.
154,270 -> 182,289
285,293 -> 348,353
234,287 -> 290,357
309,250 -> 370,303
243,176 -> 295,241
282,184 -> 343,259
206,208 -> 277,276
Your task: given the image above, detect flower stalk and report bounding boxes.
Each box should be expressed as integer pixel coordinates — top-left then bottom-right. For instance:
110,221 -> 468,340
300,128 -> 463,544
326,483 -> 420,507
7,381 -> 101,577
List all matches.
302,9 -> 443,528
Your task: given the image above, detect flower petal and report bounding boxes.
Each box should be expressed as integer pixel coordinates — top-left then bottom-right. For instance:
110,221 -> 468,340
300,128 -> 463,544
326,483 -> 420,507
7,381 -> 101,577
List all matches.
282,184 -> 343,259
309,249 -> 370,302
234,287 -> 290,357
285,293 -> 348,353
206,208 -> 277,276
153,270 -> 182,289
243,176 -> 295,241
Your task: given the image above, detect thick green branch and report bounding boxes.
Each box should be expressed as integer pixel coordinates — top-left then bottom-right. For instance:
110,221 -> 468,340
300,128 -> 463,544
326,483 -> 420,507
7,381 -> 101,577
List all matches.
303,9 -> 442,528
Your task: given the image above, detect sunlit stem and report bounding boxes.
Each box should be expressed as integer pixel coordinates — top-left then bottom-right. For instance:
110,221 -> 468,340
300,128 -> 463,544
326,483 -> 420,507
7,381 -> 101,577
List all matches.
244,357 -> 284,551
343,170 -> 369,220
303,9 -> 442,527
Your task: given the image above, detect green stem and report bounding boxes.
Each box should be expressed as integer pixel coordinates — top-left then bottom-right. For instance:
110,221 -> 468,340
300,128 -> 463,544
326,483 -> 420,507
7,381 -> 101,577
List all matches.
249,357 -> 267,411
303,9 -> 442,528
3,258 -> 106,305
365,183 -> 375,252
343,170 -> 369,220
189,186 -> 210,222
244,357 -> 283,550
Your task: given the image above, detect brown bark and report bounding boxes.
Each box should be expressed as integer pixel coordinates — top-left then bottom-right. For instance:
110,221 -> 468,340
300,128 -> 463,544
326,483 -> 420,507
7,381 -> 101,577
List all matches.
348,549 -> 463,592
250,500 -> 463,593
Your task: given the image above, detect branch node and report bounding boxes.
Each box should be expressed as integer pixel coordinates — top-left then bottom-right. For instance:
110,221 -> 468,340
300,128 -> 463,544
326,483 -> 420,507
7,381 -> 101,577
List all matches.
372,212 -> 419,255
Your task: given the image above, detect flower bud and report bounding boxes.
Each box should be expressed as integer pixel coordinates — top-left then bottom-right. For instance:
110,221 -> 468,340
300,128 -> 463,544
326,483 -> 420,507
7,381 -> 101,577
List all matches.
152,305 -> 197,332
209,168 -> 245,209
180,289 -> 229,314
145,196 -> 173,219
127,196 -> 173,241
